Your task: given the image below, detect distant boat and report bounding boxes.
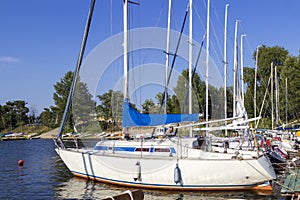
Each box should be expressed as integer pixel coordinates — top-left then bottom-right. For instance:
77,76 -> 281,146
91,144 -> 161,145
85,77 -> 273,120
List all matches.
55,0 -> 276,191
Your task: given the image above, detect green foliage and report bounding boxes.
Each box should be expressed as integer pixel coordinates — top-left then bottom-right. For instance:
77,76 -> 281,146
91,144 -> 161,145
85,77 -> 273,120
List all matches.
173,69 -> 205,114
243,45 -> 300,128
4,45 -> 300,133
251,45 -> 289,121
280,53 -> 300,121
154,92 -> 175,113
72,77 -> 96,132
208,85 -> 225,119
39,71 -> 96,134
40,107 -> 58,128
142,99 -> 155,114
96,90 -> 123,131
0,100 -> 29,132
139,69 -> 233,121
39,71 -> 74,131
53,71 -> 74,129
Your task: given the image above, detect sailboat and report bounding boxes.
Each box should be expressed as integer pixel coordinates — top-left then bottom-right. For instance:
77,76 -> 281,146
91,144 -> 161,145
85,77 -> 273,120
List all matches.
55,0 -> 276,191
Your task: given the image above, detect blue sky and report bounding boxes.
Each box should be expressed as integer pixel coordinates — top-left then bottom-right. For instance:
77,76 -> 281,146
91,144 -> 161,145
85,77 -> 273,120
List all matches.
0,0 -> 300,114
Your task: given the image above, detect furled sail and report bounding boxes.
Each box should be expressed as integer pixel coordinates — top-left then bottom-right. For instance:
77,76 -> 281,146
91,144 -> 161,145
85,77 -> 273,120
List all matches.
122,100 -> 199,128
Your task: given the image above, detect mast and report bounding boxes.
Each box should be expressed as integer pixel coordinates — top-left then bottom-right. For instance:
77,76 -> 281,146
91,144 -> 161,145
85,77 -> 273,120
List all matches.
151,3 -> 190,138
165,0 -> 172,115
189,0 -> 193,137
233,20 -> 239,117
57,0 -> 96,143
223,4 -> 228,136
254,46 -> 260,120
123,0 -> 129,101
205,0 -> 210,134
275,64 -> 279,125
285,78 -> 288,125
240,34 -> 246,105
271,62 -> 274,129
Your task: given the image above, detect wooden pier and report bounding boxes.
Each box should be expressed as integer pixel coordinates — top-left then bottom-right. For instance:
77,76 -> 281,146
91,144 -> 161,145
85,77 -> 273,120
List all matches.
281,168 -> 300,199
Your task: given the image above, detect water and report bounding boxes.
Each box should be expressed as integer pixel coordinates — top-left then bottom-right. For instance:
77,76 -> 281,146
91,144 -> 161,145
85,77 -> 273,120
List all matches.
0,139 -> 287,199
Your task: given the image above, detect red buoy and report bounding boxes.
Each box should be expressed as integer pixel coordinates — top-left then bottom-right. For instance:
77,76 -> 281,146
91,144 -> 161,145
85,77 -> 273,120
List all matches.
18,160 -> 24,166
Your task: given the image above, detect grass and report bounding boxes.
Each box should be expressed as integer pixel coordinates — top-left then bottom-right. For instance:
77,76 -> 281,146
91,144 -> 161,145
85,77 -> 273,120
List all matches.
1,125 -> 53,136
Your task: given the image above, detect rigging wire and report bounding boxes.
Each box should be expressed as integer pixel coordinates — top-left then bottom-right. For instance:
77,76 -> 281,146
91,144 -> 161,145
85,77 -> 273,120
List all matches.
57,0 -> 96,147
193,0 -> 206,32
158,1 -> 190,113
140,0 -> 166,81
151,1 -> 190,138
155,0 -> 166,27
170,5 -> 179,31
181,34 -> 206,113
210,4 -> 225,69
128,1 -> 140,107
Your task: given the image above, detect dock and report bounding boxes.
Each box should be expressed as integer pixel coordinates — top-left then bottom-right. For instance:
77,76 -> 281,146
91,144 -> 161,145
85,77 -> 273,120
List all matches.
281,168 -> 300,199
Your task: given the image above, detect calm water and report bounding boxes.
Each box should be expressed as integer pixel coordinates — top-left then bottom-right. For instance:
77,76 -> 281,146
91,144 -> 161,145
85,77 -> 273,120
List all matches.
0,139 -> 287,199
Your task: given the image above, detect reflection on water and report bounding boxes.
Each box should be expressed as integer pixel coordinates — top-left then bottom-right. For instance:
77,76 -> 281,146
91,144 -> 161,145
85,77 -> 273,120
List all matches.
54,176 -> 279,200
55,177 -> 121,199
0,139 -> 286,200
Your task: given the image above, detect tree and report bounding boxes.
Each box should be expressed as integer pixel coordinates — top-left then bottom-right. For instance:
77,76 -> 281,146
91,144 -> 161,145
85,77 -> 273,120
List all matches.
13,100 -> 29,130
280,54 -> 300,121
252,45 -> 289,121
0,104 -> 14,131
0,105 -> 4,130
50,71 -> 96,133
0,101 -> 29,131
53,71 -> 74,129
142,99 -> 155,114
28,105 -> 38,125
73,78 -> 96,131
173,69 -> 205,115
208,85 -> 224,119
96,90 -> 123,131
0,105 -> 7,131
244,67 -> 255,118
239,45 -> 291,128
40,108 -> 57,128
154,92 -> 174,113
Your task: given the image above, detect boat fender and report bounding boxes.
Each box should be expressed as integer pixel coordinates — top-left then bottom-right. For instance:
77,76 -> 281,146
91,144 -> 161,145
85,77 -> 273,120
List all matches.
174,164 -> 182,185
18,160 -> 24,166
133,161 -> 141,181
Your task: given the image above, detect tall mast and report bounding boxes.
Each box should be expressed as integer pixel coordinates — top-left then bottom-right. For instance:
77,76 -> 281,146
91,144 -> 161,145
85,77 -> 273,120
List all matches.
205,0 -> 210,134
57,0 -> 96,142
271,62 -> 274,129
189,0 -> 193,137
233,20 -> 239,117
240,34 -> 246,105
223,4 -> 228,136
285,78 -> 288,125
123,0 -> 129,101
275,64 -> 279,125
165,0 -> 172,115
254,46 -> 260,119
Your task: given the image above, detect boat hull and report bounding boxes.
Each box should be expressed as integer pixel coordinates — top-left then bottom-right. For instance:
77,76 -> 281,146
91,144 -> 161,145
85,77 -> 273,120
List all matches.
55,147 -> 275,191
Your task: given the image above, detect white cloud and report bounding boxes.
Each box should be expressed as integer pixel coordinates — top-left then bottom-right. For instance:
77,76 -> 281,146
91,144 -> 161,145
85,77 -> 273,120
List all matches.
0,56 -> 20,63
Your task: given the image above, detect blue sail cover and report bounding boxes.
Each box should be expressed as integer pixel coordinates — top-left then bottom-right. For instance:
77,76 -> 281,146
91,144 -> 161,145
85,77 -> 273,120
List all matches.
122,101 -> 199,128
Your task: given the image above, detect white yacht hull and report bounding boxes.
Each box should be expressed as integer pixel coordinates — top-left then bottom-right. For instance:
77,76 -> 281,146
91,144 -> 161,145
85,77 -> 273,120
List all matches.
55,141 -> 276,191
